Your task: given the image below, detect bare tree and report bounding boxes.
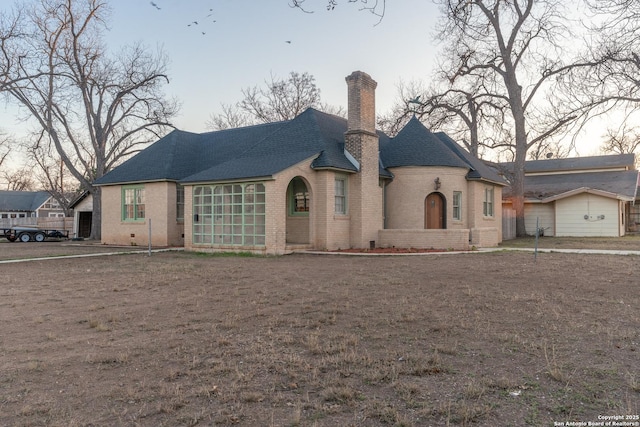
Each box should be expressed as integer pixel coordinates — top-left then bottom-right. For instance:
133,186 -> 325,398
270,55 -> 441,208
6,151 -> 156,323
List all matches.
434,0 -> 604,236
2,168 -> 35,191
207,71 -> 343,131
0,133 -> 10,169
28,142 -> 80,216
578,1 -> 640,140
1,0 -> 178,239
207,103 -> 255,131
600,124 -> 640,156
379,78 -> 510,158
290,0 -> 386,21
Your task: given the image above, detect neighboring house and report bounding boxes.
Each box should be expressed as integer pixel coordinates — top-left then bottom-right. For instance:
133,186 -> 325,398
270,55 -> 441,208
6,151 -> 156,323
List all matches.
0,190 -> 66,225
94,71 -> 507,254
501,154 -> 639,237
69,191 -> 93,239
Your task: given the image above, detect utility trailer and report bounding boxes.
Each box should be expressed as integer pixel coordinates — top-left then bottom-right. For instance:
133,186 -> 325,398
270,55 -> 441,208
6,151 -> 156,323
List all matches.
1,226 -> 69,243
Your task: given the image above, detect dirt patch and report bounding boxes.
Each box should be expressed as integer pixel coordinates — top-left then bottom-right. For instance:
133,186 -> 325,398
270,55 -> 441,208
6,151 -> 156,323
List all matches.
1,250 -> 638,426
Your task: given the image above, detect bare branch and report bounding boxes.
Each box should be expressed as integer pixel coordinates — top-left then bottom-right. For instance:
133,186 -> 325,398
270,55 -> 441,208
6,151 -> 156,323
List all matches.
1,0 -> 177,238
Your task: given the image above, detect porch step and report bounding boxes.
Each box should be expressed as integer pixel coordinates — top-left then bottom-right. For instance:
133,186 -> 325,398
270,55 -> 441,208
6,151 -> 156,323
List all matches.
285,243 -> 312,253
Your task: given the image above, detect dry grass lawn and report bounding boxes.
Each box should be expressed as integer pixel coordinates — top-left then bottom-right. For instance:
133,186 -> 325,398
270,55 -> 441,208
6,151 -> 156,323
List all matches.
0,246 -> 639,426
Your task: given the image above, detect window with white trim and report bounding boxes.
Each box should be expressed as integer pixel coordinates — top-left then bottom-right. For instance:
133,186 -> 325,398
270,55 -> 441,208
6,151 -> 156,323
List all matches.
483,187 -> 494,217
176,184 -> 185,221
334,176 -> 347,215
453,191 -> 462,221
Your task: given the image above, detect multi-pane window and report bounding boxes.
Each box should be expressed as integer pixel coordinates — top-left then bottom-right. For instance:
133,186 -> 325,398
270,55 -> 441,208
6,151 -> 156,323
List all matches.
122,186 -> 145,221
192,183 -> 266,246
335,176 -> 347,215
43,198 -> 61,209
289,177 -> 309,214
176,184 -> 185,221
453,191 -> 462,221
483,187 -> 494,217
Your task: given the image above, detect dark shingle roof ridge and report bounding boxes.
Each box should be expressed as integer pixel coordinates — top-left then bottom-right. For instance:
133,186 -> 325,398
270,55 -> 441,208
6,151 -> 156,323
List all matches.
433,131 -> 477,171
434,132 -> 508,185
220,116 -> 302,161
180,109 -> 332,183
503,169 -> 639,200
381,116 -> 469,169
198,119 -> 289,138
501,152 -> 636,173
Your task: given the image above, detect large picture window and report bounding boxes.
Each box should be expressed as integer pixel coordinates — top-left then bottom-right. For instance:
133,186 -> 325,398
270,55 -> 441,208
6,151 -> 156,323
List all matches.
483,187 -> 494,217
122,186 -> 145,221
193,183 -> 266,246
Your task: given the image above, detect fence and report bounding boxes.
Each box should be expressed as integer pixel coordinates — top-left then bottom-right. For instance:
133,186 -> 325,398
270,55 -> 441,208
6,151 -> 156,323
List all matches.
502,207 -> 516,240
0,217 -> 74,234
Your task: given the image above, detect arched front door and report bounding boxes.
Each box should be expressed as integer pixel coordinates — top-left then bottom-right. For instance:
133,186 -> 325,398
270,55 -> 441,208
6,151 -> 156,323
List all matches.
425,192 -> 445,229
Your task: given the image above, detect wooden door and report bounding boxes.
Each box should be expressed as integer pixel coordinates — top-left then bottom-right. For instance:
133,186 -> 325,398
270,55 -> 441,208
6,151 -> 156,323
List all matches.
425,193 -> 444,229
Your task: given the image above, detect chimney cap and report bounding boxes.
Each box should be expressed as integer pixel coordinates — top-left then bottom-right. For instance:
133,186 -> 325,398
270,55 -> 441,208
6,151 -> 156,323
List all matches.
346,71 -> 377,88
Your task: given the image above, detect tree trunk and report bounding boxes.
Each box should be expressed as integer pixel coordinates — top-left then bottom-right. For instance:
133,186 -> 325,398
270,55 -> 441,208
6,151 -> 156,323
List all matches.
504,76 -> 529,237
90,186 -> 101,240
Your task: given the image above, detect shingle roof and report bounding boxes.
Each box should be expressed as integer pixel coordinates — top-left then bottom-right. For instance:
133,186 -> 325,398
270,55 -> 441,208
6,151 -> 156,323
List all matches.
503,153 -> 635,174
96,108 -> 502,186
94,122 -> 283,185
0,191 -> 50,212
434,132 -> 507,185
502,170 -> 639,201
182,109 -> 357,183
380,116 -> 469,169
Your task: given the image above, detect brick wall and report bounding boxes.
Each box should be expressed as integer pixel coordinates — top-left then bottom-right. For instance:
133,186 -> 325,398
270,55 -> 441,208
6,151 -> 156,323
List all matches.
378,229 -> 470,251
101,182 -> 183,247
385,166 -> 469,230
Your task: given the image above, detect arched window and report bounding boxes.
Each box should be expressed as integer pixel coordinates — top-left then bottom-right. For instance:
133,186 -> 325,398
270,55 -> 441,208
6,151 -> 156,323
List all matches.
288,177 -> 309,215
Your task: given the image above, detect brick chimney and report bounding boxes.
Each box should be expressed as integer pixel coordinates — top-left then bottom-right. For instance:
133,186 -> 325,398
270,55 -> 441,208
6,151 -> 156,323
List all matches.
345,71 -> 377,162
344,71 -> 382,248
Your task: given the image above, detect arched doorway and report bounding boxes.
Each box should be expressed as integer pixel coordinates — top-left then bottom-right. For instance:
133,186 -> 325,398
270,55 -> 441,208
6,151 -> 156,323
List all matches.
286,177 -> 310,244
425,192 -> 446,229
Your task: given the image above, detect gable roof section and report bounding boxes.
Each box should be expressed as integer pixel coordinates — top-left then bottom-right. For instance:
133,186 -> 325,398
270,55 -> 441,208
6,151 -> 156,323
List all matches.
0,191 -> 50,212
96,109 -> 365,186
181,109 -> 358,183
94,123 -> 284,185
502,170 -> 639,201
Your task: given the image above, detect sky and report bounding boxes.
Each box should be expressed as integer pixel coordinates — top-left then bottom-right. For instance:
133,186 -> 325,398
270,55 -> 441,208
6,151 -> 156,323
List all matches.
105,0 -> 441,132
0,0 -> 609,172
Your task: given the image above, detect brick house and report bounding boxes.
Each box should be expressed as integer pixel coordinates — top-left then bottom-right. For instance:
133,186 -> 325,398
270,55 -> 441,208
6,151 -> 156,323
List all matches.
95,71 -> 507,254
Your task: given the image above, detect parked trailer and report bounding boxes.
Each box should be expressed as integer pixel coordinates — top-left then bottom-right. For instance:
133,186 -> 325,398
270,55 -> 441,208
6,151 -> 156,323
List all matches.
1,226 -> 69,243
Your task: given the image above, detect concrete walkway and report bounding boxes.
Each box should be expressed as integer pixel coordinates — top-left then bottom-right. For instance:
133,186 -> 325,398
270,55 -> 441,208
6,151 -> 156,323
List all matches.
1,246 -> 638,263
483,247 -> 640,256
0,247 -> 183,264
298,247 -> 640,256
